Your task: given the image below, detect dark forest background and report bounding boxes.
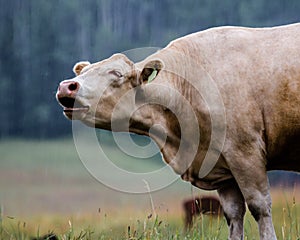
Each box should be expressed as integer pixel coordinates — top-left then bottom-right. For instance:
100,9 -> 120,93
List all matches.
1,0 -> 300,138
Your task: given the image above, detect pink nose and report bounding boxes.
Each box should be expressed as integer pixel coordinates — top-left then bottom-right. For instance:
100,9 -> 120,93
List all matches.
57,80 -> 80,97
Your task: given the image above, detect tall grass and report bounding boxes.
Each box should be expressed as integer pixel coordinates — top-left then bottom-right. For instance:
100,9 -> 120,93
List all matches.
278,190 -> 299,239
0,199 -> 298,240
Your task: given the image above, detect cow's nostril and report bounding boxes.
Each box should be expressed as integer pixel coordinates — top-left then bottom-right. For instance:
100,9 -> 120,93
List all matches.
68,82 -> 78,91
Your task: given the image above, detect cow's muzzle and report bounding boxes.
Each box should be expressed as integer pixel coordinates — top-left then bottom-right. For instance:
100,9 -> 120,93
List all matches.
56,80 -> 89,117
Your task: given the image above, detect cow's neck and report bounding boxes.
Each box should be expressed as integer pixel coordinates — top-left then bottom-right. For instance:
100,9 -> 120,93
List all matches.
129,103 -> 199,175
129,105 -> 181,166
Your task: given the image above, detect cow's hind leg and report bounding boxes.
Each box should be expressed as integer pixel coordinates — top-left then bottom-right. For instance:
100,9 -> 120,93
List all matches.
217,180 -> 246,240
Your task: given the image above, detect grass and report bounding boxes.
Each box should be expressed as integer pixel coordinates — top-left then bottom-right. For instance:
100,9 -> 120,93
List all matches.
0,138 -> 299,239
0,212 -> 227,239
0,205 -> 299,240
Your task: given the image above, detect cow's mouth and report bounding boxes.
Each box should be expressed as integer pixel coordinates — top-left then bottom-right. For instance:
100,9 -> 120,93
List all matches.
58,97 -> 89,113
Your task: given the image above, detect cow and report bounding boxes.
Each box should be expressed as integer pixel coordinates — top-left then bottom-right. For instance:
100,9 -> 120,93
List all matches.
183,196 -> 223,229
56,23 -> 300,240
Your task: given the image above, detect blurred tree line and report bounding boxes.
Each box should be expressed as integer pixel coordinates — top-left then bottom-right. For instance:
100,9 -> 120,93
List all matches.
0,0 -> 300,139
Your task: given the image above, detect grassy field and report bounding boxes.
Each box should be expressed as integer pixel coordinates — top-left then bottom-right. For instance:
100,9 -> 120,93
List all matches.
0,138 -> 299,239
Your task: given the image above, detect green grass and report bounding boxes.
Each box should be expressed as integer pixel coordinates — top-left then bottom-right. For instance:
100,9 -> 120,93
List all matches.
0,212 -> 227,240
0,207 -> 299,240
0,139 -> 299,239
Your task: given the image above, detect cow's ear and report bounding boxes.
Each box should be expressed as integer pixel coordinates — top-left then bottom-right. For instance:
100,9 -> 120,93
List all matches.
139,60 -> 163,84
73,61 -> 90,76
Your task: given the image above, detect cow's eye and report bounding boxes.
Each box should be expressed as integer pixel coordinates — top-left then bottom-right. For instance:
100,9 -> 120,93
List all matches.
109,70 -> 123,78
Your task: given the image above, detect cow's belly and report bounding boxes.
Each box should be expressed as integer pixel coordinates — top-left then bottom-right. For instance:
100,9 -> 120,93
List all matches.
191,170 -> 234,190
183,154 -> 234,190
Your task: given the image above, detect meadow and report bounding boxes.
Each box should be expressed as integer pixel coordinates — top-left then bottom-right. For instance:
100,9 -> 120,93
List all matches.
0,138 -> 299,239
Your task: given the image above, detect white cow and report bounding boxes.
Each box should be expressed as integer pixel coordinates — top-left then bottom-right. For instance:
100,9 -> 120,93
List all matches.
57,23 -> 300,239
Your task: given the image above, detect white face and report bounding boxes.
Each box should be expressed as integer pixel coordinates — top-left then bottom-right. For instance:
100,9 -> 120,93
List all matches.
56,54 -> 138,129
56,53 -> 162,130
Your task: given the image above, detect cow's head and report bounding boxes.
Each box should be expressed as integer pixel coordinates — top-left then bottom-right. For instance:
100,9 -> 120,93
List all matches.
56,53 -> 163,130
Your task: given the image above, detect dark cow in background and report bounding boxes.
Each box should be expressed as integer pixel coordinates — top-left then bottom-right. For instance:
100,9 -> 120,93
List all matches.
183,196 -> 223,229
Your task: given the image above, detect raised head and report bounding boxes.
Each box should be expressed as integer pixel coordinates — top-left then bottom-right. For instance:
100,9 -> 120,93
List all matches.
56,53 -> 163,130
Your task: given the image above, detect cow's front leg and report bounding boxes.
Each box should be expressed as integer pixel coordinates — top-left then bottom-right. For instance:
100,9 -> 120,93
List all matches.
228,151 -> 277,240
236,174 -> 277,240
217,180 -> 246,240
246,190 -> 276,240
